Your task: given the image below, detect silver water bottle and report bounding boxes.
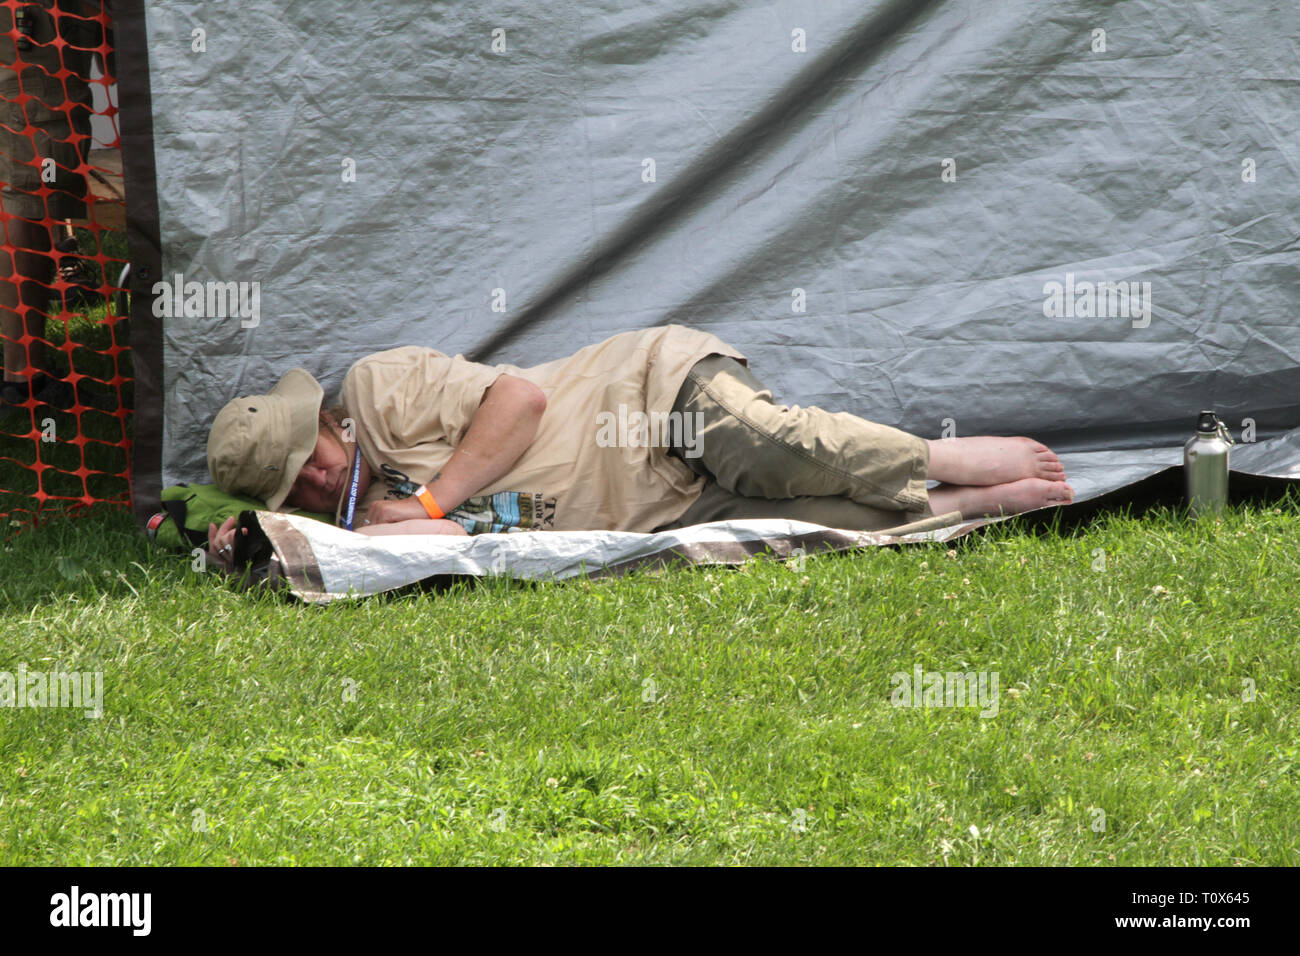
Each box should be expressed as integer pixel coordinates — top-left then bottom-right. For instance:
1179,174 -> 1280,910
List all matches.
1184,410 -> 1233,516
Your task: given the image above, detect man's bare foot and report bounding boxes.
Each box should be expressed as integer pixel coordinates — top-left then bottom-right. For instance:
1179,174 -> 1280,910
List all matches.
925,436 -> 1067,486
928,477 -> 1074,519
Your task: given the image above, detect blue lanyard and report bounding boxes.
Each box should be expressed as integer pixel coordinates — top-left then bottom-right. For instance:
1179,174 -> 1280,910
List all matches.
341,444 -> 364,531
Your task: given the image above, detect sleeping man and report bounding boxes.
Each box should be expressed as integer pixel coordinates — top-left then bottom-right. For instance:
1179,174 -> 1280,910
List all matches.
204,325 -> 1073,559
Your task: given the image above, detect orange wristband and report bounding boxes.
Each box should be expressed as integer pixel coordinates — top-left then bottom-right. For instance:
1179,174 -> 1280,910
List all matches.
414,484 -> 444,520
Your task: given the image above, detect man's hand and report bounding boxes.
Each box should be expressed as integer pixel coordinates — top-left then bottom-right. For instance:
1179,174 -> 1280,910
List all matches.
357,518 -> 468,537
363,497 -> 427,526
207,514 -> 247,566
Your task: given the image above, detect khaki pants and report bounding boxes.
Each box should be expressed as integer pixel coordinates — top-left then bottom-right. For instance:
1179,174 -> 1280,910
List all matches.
657,354 -> 932,532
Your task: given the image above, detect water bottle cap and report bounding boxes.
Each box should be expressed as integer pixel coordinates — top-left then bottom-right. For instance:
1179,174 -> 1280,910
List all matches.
1197,410 -> 1218,433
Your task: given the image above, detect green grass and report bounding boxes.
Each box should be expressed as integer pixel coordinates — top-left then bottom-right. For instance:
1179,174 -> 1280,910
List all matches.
1,492 -> 1296,865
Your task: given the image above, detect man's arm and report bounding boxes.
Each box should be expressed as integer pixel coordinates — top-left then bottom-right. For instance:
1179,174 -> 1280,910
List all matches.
357,518 -> 468,537
366,374 -> 546,525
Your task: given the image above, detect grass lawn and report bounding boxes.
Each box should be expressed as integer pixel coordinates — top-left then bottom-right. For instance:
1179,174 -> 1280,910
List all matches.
0,488 -> 1296,865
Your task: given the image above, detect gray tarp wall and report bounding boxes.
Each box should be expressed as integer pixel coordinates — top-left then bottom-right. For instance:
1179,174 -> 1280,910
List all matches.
119,0 -> 1300,516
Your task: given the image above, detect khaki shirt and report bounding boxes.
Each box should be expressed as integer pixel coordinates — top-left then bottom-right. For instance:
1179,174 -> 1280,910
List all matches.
341,326 -> 745,532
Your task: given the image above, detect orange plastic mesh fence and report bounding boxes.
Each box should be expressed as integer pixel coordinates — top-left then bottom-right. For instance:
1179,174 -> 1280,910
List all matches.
0,0 -> 129,527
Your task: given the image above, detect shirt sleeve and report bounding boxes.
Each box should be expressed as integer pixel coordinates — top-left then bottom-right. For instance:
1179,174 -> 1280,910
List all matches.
342,346 -> 505,454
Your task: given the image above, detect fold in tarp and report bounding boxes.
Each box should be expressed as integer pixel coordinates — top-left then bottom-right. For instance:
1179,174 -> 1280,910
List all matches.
115,0 -> 1300,524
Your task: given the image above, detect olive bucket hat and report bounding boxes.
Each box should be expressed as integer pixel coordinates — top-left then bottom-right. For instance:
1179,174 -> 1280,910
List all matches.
206,368 -> 324,511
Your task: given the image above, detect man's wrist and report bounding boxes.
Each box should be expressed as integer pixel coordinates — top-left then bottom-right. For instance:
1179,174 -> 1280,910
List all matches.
414,484 -> 445,520
421,471 -> 471,516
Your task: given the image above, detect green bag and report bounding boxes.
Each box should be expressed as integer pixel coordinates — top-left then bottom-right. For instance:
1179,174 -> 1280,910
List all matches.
145,483 -> 332,551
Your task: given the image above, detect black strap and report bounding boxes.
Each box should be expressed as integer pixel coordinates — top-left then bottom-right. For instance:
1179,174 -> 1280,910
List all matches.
159,494 -> 208,549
